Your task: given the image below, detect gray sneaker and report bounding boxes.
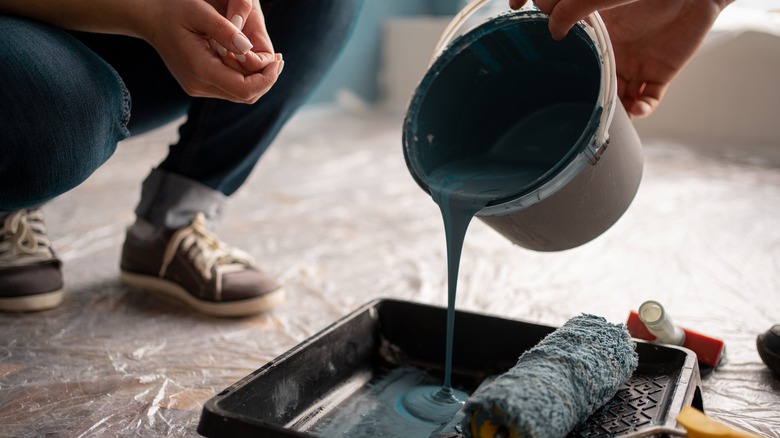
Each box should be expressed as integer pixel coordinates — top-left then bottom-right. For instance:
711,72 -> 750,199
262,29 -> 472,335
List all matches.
0,209 -> 65,312
120,213 -> 284,317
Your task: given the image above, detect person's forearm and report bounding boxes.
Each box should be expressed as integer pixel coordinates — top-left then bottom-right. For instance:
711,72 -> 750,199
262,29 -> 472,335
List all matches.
0,0 -> 152,38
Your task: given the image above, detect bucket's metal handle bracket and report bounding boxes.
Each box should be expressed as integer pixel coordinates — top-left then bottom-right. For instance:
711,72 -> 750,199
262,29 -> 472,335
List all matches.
587,137 -> 610,166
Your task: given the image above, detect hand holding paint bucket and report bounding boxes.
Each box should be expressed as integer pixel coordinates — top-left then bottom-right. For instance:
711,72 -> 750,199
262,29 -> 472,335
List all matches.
402,1 -> 643,251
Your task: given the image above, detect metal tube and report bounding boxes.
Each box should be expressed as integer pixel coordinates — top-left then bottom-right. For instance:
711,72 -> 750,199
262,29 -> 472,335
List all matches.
638,300 -> 686,346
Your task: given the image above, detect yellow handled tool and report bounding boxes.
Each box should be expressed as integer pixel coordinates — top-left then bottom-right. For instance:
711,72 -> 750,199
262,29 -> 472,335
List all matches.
618,406 -> 760,438
470,406 -> 760,438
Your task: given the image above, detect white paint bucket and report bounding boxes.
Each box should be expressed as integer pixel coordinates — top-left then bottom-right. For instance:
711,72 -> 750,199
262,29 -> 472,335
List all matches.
403,3 -> 643,251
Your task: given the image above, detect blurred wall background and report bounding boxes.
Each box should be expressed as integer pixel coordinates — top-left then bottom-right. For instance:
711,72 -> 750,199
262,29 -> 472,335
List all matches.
307,0 -> 464,105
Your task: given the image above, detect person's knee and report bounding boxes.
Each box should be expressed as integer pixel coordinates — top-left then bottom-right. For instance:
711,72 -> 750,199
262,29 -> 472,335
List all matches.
0,137 -> 122,210
0,17 -> 130,209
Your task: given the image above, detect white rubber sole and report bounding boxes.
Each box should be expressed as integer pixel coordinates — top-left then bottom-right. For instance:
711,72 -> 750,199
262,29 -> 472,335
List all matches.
0,288 -> 65,312
120,271 -> 285,317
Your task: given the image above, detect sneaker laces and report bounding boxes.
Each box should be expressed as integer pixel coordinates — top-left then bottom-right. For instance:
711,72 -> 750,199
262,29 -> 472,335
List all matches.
160,213 -> 256,291
0,209 -> 57,265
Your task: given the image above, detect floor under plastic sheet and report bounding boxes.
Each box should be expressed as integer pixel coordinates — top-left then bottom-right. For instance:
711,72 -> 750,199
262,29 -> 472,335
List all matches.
0,107 -> 778,437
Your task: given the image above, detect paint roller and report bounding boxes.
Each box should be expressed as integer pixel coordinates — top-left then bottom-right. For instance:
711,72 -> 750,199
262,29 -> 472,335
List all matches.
460,314 -> 638,438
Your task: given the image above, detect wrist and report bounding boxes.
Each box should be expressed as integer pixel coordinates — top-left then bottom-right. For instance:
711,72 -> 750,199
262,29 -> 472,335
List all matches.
126,0 -> 161,42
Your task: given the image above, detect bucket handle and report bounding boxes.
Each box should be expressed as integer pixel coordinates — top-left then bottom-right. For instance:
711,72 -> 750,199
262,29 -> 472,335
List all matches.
431,0 -> 617,150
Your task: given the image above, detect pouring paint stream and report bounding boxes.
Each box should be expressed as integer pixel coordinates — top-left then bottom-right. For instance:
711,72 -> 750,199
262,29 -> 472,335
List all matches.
398,156 -> 550,423
394,9 -> 610,430
398,100 -> 595,425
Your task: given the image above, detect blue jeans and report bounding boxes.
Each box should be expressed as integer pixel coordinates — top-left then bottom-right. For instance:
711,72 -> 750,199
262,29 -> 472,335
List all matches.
0,0 -> 362,228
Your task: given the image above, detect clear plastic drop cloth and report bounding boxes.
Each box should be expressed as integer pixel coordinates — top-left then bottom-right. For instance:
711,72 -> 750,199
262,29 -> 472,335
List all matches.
0,107 -> 778,437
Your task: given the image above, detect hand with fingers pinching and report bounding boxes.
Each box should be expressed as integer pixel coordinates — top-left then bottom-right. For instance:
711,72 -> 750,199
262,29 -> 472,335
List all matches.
143,0 -> 283,103
206,0 -> 284,79
509,0 -> 733,117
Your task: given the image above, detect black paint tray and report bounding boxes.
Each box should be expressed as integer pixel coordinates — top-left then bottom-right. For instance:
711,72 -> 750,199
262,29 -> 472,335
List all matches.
197,299 -> 702,437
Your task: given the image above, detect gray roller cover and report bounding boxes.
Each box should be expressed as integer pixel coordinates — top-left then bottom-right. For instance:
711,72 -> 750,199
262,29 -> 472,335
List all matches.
462,314 -> 639,438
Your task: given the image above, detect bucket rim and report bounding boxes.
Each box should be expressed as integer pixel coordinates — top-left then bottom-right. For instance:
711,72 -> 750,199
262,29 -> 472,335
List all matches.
402,11 -> 612,214
432,3 -> 618,147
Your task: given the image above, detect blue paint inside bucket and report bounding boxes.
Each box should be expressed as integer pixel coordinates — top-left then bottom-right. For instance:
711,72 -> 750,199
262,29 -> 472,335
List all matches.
403,12 -> 603,205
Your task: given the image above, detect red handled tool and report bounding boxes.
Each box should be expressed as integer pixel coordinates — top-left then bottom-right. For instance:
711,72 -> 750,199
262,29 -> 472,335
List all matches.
626,301 -> 725,368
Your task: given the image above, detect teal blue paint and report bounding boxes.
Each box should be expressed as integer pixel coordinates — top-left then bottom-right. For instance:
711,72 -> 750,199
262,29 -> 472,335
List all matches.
399,12 -> 601,427
397,154 -> 559,424
397,385 -> 468,424
310,366 -> 465,437
398,101 -> 591,421
402,13 -> 601,203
